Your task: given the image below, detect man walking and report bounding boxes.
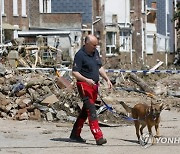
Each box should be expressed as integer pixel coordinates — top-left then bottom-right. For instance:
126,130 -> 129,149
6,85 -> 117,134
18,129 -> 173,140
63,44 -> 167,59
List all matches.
70,34 -> 112,145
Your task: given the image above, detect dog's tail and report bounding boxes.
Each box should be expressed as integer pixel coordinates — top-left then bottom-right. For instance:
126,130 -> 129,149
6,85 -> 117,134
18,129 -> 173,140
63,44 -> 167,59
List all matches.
119,101 -> 132,113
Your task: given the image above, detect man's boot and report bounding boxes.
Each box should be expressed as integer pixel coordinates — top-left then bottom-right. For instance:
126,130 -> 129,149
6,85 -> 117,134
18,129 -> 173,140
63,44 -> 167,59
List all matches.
96,138 -> 107,145
70,118 -> 86,143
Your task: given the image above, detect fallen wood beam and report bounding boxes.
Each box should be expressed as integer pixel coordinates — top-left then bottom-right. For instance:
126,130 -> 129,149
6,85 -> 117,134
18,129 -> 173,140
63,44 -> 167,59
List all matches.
149,60 -> 164,71
18,56 -> 31,67
128,73 -> 154,93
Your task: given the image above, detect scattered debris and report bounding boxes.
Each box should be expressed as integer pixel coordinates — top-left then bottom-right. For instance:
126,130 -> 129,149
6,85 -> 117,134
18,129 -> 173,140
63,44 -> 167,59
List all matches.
128,73 -> 154,93
149,60 -> 164,72
0,40 -> 180,125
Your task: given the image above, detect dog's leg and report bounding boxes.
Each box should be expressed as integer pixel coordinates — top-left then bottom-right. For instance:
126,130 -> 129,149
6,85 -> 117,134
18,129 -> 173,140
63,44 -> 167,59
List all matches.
140,123 -> 146,136
147,125 -> 153,135
147,125 -> 157,144
134,121 -> 140,141
154,124 -> 160,138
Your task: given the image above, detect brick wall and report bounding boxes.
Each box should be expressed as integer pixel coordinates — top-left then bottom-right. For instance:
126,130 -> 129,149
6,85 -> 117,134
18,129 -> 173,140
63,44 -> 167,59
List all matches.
34,13 -> 82,29
29,0 -> 41,28
3,0 -> 29,30
29,0 -> 82,29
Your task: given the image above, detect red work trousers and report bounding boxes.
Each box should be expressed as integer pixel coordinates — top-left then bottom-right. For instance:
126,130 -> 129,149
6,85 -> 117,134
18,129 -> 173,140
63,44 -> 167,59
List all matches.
71,81 -> 103,140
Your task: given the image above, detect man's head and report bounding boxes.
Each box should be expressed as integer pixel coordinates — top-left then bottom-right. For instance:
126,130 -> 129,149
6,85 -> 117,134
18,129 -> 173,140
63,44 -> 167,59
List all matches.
84,35 -> 98,54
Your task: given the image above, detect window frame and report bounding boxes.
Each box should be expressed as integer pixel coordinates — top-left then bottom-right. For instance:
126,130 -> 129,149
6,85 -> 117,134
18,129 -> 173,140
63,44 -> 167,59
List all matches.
106,32 -> 116,56
39,0 -> 51,13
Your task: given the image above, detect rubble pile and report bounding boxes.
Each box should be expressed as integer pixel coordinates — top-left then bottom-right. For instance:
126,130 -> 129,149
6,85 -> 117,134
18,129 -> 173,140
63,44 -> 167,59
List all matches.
0,67 -> 82,122
1,40 -> 180,125
1,37 -> 66,69
1,62 -> 180,126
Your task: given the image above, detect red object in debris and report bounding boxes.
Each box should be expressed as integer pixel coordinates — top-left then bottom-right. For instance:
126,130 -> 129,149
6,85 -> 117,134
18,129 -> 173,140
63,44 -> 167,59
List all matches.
53,66 -> 73,90
56,76 -> 73,90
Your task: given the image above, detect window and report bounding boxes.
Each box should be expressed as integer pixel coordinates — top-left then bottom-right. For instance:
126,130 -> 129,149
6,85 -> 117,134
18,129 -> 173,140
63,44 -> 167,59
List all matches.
141,0 -> 145,13
1,0 -> 5,15
22,0 -> 27,17
166,0 -> 169,14
39,0 -> 51,13
120,31 -> 130,52
13,0 -> 18,16
106,32 -> 116,55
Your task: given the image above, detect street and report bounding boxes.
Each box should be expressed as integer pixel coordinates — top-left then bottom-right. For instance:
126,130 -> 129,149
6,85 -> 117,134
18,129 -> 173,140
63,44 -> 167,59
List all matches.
0,109 -> 180,154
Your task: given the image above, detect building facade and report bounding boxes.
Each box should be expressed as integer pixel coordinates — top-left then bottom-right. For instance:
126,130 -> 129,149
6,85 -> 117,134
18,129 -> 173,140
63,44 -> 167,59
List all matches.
147,0 -> 175,53
145,0 -> 176,66
0,0 -> 177,67
1,0 -> 29,42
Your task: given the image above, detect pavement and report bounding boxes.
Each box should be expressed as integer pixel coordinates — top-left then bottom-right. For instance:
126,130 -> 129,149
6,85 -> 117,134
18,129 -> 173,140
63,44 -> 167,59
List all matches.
0,109 -> 180,154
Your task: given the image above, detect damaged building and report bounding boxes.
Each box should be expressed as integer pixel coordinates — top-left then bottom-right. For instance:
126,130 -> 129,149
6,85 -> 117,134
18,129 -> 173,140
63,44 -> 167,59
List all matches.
0,0 -> 179,67
1,0 -> 180,126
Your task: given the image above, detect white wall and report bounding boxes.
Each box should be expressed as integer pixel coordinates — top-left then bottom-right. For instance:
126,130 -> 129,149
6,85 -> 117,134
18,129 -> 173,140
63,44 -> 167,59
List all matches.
146,23 -> 157,54
104,0 -> 130,24
156,34 -> 169,52
146,35 -> 154,54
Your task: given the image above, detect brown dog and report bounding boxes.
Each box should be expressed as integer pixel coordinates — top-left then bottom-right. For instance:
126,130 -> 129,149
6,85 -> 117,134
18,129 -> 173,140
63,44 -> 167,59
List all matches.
119,101 -> 164,142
